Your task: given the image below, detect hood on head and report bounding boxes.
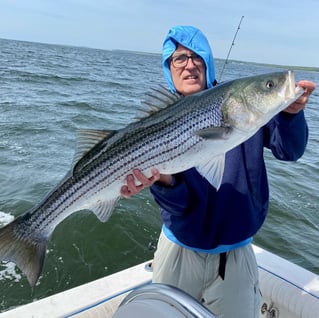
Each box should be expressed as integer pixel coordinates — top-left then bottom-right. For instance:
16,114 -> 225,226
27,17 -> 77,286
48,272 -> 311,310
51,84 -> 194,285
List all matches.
162,25 -> 216,93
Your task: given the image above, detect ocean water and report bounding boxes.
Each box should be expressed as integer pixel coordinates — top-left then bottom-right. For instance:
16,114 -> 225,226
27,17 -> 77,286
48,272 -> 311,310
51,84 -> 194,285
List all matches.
0,38 -> 318,312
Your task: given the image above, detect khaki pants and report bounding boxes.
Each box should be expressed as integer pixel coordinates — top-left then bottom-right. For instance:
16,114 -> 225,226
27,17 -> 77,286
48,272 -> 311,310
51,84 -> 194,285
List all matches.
152,231 -> 262,318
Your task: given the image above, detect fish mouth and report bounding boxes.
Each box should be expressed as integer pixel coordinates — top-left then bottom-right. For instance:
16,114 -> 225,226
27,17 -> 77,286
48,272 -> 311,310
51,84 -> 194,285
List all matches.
287,70 -> 304,99
284,70 -> 305,106
294,85 -> 305,98
277,70 -> 305,113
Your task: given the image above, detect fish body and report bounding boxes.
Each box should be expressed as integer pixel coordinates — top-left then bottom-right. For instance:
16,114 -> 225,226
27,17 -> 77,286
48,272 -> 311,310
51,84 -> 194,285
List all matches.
0,71 -> 303,286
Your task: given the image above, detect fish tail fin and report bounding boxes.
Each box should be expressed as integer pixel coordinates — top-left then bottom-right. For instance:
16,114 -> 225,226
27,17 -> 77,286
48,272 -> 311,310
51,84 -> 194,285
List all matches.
0,219 -> 47,287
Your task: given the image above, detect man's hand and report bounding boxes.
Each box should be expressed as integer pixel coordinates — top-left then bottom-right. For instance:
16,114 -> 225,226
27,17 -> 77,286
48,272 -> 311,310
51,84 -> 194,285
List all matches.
120,168 -> 173,198
284,80 -> 316,114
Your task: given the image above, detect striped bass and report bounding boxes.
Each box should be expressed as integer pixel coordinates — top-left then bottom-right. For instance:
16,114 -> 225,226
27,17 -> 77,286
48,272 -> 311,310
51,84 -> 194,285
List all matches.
0,71 -> 303,286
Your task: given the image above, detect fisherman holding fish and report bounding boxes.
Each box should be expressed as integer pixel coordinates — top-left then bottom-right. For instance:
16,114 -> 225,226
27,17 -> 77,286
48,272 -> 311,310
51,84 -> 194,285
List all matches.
0,25 -> 316,318
121,26 -> 316,317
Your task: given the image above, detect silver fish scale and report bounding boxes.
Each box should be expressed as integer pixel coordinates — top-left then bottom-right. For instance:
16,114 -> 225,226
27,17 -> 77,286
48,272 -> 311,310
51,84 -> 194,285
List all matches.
80,94 -> 225,189
18,177 -> 77,235
21,93 -> 225,235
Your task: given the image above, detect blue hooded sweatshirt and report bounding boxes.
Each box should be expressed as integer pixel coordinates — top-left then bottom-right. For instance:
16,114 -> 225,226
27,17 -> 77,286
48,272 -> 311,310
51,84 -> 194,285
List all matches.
150,26 -> 309,252
162,25 -> 216,92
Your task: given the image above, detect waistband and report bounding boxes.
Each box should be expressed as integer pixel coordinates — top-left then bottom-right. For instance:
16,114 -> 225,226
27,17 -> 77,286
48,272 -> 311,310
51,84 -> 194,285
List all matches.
162,224 -> 253,254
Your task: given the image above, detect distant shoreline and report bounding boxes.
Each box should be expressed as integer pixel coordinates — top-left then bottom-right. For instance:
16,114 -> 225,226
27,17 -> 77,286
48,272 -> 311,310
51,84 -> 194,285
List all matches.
1,37 -> 318,71
111,49 -> 319,72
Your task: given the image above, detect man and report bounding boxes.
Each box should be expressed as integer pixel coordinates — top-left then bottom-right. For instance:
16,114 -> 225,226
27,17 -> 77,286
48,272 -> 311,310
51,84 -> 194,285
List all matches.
121,26 -> 316,317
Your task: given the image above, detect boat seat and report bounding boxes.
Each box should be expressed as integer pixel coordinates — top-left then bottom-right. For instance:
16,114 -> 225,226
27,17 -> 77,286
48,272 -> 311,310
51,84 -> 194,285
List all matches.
113,283 -> 217,317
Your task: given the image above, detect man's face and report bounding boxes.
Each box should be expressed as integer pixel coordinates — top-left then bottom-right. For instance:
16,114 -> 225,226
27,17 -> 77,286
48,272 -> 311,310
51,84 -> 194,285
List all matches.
170,44 -> 207,96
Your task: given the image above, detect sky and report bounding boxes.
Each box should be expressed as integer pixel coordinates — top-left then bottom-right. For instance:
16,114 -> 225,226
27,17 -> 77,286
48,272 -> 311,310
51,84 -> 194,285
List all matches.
0,0 -> 318,67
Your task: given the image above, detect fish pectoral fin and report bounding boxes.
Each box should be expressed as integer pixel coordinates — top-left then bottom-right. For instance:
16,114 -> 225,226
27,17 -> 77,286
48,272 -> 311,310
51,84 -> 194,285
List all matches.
0,219 -> 47,287
196,154 -> 225,190
195,126 -> 232,140
89,197 -> 120,222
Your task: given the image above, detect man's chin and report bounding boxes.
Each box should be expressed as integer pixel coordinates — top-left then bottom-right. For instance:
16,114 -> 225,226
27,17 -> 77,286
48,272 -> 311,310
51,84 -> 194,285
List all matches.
182,83 -> 202,96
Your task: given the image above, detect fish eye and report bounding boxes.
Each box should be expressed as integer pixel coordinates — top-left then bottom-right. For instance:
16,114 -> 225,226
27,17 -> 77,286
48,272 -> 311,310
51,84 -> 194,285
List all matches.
266,80 -> 275,89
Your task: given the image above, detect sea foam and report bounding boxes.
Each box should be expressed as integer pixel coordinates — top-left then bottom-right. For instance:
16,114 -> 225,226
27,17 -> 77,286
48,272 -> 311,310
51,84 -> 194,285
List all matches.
0,212 -> 22,282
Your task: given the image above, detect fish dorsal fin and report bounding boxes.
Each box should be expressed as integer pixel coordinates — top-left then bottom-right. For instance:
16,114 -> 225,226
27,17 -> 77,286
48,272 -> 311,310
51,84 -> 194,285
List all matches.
134,85 -> 182,121
73,129 -> 115,166
196,154 -> 225,190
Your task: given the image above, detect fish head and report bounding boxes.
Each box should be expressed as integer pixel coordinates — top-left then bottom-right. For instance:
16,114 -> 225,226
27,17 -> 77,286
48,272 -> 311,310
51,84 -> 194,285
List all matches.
222,71 -> 304,132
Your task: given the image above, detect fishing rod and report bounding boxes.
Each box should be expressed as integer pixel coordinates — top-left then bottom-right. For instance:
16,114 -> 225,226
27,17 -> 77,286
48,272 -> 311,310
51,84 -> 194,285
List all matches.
218,15 -> 244,82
